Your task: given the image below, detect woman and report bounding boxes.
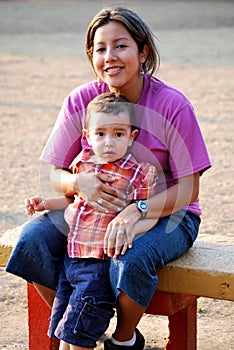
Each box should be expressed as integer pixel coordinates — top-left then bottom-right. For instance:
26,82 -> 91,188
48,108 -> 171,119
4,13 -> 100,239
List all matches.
6,6 -> 211,350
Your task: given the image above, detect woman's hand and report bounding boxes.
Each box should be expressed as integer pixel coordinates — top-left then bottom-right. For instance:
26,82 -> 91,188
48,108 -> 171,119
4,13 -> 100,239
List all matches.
104,203 -> 138,258
51,167 -> 127,213
104,203 -> 158,258
78,172 -> 127,213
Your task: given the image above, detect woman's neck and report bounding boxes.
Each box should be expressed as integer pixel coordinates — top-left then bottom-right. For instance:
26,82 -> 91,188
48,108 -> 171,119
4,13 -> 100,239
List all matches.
110,75 -> 144,103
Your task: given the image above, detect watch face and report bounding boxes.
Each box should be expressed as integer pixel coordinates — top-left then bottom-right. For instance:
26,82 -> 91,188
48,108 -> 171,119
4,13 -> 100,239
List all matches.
140,202 -> 147,210
138,200 -> 148,212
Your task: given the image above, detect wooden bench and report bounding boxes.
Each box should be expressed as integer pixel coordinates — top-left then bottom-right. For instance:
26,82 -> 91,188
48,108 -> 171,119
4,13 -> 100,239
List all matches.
0,226 -> 233,350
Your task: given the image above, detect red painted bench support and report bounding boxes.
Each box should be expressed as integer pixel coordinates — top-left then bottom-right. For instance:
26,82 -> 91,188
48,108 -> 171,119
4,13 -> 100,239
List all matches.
146,291 -> 198,350
27,283 -> 198,350
27,283 -> 59,350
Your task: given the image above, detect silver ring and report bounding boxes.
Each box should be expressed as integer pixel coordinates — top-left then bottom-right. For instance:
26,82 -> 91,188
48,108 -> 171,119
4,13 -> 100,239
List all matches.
117,229 -> 125,235
97,198 -> 103,205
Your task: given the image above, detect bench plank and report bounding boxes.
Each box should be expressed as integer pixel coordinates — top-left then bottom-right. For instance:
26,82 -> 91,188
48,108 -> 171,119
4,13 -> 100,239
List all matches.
157,242 -> 234,301
0,226 -> 23,266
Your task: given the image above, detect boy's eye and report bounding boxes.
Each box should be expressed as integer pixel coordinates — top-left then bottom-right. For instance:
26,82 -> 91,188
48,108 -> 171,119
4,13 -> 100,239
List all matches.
116,132 -> 123,137
97,132 -> 104,136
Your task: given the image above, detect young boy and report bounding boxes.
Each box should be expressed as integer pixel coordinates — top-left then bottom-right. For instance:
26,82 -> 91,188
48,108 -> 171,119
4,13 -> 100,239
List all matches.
25,93 -> 158,350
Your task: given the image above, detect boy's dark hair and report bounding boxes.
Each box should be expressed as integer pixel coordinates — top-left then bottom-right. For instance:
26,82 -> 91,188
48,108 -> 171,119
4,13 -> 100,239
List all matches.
86,92 -> 136,130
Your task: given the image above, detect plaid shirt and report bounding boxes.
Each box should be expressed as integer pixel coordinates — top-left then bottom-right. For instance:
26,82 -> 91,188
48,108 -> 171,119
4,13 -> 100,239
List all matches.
65,149 -> 158,259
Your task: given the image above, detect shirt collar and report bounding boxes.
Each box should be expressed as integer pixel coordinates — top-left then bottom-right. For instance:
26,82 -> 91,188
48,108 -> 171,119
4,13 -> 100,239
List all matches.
69,149 -> 138,170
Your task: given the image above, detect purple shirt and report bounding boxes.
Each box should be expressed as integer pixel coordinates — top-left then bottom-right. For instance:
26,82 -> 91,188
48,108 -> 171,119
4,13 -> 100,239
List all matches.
41,74 -> 211,215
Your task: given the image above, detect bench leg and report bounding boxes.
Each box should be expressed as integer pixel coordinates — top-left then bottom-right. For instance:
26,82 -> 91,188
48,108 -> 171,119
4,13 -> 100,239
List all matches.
164,299 -> 197,350
27,283 -> 60,350
146,291 -> 198,350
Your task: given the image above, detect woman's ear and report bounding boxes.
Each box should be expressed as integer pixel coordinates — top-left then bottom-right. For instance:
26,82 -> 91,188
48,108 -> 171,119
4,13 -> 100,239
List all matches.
140,45 -> 149,64
82,129 -> 92,146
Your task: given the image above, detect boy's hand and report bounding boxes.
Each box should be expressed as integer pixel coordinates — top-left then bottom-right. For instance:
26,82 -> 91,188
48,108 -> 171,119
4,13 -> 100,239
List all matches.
24,196 -> 46,216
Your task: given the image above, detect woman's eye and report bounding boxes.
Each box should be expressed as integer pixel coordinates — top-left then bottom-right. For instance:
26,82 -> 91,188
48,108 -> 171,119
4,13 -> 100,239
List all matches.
96,47 -> 105,53
116,44 -> 127,49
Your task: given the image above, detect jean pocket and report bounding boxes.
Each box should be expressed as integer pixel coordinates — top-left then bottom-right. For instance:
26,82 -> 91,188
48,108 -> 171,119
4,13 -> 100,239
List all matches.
73,297 -> 114,341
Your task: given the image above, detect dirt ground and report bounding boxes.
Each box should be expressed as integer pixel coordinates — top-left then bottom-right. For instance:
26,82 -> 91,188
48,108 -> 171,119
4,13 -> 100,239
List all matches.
0,1 -> 233,349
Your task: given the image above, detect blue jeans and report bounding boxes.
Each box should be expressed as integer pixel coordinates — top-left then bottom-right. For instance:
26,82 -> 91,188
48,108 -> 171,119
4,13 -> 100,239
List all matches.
6,209 -> 200,307
6,211 -> 69,290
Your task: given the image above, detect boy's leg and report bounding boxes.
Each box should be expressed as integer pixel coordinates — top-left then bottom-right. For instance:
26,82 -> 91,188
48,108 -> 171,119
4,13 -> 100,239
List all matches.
59,340 -> 70,350
54,257 -> 115,349
60,340 -> 93,350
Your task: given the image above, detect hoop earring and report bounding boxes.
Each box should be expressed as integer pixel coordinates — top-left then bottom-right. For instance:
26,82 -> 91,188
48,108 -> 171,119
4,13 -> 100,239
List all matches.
97,77 -> 102,86
140,64 -> 144,76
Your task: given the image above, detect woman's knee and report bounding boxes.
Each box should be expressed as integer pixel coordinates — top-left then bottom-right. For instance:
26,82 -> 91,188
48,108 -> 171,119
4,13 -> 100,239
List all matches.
16,211 -> 68,256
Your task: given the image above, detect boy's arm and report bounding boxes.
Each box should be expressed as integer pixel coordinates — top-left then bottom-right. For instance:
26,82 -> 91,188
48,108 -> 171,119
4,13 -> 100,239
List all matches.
132,164 -> 159,233
24,196 -> 73,216
128,163 -> 159,235
131,163 -> 158,200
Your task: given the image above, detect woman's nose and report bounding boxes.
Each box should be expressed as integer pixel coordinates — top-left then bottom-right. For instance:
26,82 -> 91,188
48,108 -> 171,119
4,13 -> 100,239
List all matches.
105,47 -> 116,62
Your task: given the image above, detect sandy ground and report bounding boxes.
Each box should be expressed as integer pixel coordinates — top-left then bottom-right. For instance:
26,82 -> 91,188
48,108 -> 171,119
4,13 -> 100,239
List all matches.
0,1 -> 234,349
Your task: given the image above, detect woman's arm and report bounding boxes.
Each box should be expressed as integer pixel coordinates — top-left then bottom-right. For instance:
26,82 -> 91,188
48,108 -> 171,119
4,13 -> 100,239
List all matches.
50,167 -> 79,197
104,172 -> 200,258
50,166 -> 127,211
147,172 -> 200,218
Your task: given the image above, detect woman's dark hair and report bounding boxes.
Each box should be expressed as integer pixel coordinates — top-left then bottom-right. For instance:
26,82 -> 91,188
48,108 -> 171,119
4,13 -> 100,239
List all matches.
86,6 -> 160,76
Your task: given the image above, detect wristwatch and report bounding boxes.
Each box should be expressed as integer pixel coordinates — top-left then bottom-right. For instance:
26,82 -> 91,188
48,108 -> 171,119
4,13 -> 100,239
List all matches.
136,200 -> 148,219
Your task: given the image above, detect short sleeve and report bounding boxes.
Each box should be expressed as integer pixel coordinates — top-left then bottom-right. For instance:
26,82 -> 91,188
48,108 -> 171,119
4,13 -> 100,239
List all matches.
131,163 -> 158,200
165,103 -> 211,179
40,81 -> 109,168
40,97 -> 84,168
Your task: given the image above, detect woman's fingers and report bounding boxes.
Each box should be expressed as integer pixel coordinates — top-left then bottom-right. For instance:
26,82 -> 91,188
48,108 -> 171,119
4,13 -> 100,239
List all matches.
95,196 -> 125,213
97,173 -> 127,198
112,228 -> 125,257
104,205 -> 139,257
104,219 -> 134,258
94,179 -> 127,212
114,229 -> 131,258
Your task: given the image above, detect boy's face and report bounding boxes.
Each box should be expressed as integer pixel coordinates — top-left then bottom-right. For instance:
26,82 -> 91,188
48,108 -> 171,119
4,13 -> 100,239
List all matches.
83,111 -> 138,163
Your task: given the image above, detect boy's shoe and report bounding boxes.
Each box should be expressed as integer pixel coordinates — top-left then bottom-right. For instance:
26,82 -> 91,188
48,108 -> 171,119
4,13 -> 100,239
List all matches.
104,329 -> 145,350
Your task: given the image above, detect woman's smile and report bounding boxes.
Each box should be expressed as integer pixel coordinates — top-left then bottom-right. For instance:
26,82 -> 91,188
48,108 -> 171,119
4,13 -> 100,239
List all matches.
104,66 -> 124,75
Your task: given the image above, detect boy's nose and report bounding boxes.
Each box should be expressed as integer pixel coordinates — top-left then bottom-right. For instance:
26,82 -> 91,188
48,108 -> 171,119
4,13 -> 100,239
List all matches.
104,136 -> 114,146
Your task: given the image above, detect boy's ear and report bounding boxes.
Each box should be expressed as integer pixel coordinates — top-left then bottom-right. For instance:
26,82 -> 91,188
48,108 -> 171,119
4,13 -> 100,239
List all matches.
82,129 -> 92,146
128,129 -> 138,147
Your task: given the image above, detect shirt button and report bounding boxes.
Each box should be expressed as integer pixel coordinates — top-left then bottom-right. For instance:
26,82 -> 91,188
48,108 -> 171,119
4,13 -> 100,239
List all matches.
80,206 -> 85,211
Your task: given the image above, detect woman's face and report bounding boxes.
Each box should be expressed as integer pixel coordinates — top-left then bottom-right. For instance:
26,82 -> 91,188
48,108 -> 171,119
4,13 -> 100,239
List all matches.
92,21 -> 147,102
